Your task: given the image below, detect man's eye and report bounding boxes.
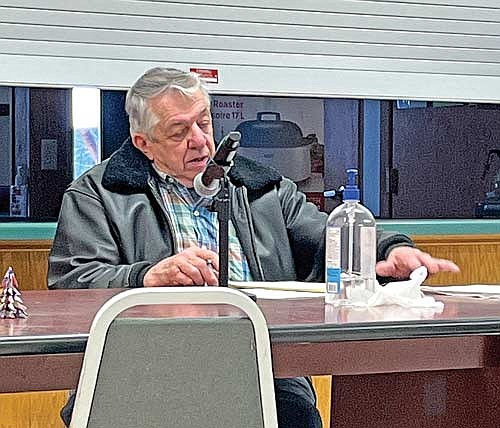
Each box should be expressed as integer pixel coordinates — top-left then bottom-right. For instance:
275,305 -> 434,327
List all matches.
171,128 -> 187,139
198,121 -> 210,130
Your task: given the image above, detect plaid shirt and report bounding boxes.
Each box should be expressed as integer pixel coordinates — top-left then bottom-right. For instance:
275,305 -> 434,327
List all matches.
155,173 -> 252,282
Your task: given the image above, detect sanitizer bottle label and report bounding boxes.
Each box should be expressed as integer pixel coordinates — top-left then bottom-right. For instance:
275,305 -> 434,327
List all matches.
326,227 -> 341,293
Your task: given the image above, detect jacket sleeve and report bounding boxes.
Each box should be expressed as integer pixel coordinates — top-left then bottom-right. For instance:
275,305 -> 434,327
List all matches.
48,188 -> 151,289
276,178 -> 414,282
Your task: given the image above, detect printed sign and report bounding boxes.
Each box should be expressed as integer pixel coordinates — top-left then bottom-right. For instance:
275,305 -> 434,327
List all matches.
190,68 -> 219,84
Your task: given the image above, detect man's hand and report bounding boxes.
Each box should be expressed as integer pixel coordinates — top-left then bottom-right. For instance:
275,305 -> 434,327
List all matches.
375,246 -> 460,279
143,246 -> 219,287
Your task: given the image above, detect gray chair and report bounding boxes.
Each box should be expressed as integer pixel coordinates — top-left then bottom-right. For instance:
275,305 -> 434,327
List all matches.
70,287 -> 278,428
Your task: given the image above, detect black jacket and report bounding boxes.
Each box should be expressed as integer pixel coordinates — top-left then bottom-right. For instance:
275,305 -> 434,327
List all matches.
48,139 -> 412,289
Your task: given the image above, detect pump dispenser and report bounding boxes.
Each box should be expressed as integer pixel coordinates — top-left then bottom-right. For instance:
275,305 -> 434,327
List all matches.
343,168 -> 360,201
324,168 -> 376,306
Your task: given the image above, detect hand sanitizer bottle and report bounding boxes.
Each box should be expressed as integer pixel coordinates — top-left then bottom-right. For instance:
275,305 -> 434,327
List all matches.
325,169 -> 376,306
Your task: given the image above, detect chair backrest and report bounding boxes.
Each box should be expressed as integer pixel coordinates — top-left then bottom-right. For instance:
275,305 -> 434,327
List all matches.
70,287 -> 278,428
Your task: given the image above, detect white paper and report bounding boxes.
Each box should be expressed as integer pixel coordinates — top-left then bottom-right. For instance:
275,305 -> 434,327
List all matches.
343,267 -> 443,310
229,280 -> 325,293
234,288 -> 322,300
421,285 -> 500,299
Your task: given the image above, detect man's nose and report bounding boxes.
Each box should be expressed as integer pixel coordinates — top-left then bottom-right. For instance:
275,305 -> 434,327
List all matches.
188,123 -> 206,148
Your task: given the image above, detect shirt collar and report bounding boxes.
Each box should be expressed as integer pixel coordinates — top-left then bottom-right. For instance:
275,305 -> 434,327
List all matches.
151,163 -> 191,190
151,162 -> 168,181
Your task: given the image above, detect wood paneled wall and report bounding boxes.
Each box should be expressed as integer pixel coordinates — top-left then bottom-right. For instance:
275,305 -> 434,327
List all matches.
2,234 -> 498,291
0,231 -> 500,290
1,234 -> 499,427
412,234 -> 500,285
0,240 -> 51,291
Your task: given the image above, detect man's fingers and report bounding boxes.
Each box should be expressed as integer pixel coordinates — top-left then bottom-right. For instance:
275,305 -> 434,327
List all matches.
197,248 -> 220,271
197,257 -> 219,286
374,246 -> 461,281
437,259 -> 460,273
416,251 -> 440,274
415,252 -> 460,275
179,255 -> 219,285
144,245 -> 223,287
375,261 -> 396,277
178,260 -> 205,285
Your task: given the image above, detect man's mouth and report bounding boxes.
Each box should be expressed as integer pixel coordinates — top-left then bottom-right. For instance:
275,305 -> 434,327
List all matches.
187,155 -> 209,166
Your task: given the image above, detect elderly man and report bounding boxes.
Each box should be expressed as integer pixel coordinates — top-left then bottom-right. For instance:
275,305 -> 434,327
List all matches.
49,67 -> 458,427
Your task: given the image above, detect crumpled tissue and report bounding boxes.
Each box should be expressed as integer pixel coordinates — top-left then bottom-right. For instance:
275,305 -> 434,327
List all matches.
348,266 -> 444,311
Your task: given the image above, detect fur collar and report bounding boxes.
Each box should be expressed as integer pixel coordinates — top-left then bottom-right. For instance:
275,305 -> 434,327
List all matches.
102,138 -> 282,194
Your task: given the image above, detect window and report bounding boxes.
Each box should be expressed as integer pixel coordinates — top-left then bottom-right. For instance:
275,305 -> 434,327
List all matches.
72,87 -> 101,179
1,85 -> 499,221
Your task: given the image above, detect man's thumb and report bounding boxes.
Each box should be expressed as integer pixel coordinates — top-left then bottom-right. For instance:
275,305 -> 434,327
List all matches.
375,261 -> 395,277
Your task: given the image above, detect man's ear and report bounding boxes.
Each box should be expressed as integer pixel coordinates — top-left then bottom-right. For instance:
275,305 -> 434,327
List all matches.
132,133 -> 154,161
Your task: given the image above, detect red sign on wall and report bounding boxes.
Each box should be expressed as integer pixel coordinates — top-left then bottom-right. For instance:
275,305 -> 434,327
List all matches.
190,68 -> 219,84
304,192 -> 325,211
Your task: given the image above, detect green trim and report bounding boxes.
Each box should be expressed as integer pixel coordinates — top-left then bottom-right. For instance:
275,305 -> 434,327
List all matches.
0,220 -> 499,240
0,223 -> 57,240
377,219 -> 500,236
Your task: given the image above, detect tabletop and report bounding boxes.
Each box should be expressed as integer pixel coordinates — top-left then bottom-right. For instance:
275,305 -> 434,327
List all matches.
2,288 -> 500,391
3,288 -> 500,350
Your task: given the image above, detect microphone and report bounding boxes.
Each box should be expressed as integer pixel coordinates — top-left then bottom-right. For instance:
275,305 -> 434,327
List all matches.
193,131 -> 241,198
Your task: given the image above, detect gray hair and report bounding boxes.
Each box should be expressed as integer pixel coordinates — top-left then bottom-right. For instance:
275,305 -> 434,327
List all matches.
125,67 -> 210,138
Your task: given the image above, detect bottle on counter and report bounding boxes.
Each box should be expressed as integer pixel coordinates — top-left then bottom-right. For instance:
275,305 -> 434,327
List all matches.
324,168 -> 376,306
10,166 -> 28,217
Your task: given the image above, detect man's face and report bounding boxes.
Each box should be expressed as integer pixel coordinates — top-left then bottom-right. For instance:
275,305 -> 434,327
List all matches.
133,89 -> 215,187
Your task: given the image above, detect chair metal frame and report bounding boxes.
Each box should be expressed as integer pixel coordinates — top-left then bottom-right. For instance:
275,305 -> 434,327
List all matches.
70,287 -> 278,428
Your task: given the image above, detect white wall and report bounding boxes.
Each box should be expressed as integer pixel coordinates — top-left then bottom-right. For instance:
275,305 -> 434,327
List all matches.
0,1 -> 499,102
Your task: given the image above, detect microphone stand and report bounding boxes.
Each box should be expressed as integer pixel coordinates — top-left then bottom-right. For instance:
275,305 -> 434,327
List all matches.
208,168 -> 256,301
196,131 -> 255,299
209,174 -> 231,288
